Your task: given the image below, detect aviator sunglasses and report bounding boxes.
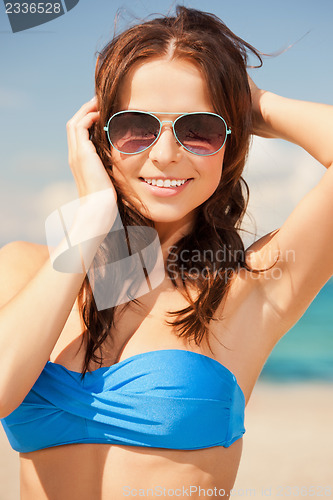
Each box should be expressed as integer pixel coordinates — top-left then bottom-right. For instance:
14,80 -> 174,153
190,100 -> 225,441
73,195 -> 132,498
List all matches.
104,110 -> 231,156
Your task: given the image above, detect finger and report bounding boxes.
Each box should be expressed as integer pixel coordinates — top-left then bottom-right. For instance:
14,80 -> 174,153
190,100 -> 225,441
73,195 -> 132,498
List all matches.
72,99 -> 99,122
66,97 -> 99,163
67,99 -> 99,137
66,119 -> 77,166
67,102 -> 99,163
74,111 -> 101,148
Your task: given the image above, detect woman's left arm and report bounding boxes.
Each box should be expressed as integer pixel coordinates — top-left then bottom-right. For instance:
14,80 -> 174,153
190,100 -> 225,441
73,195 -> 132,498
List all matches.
249,77 -> 333,168
246,77 -> 333,335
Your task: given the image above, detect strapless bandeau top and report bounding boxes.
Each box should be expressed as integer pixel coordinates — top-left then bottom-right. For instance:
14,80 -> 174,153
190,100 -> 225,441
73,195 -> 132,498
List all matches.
0,349 -> 246,453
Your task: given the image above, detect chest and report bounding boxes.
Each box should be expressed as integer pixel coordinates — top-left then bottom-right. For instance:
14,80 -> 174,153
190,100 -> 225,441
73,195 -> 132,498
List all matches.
48,274 -> 278,405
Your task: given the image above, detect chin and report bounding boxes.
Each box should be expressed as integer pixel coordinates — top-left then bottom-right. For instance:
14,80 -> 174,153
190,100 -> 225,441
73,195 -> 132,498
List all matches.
143,204 -> 193,220
144,213 -> 188,224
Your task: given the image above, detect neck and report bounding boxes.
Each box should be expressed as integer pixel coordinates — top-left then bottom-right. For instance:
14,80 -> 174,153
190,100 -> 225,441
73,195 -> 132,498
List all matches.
154,213 -> 197,259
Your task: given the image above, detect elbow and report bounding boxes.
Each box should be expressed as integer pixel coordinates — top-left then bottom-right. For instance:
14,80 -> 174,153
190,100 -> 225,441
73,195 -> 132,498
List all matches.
0,385 -> 23,419
0,399 -> 21,419
0,401 -> 14,419
0,408 -> 12,419
0,396 -> 15,419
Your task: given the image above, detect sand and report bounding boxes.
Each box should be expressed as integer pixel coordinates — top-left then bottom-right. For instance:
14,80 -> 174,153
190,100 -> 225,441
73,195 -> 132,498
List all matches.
1,382 -> 332,500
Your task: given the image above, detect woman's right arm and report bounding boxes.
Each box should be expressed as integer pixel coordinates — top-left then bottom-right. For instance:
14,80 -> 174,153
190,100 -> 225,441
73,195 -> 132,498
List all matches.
0,98 -> 117,418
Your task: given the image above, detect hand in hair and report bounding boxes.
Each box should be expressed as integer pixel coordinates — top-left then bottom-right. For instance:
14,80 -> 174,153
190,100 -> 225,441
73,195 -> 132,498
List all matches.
247,74 -> 272,138
66,98 -> 117,206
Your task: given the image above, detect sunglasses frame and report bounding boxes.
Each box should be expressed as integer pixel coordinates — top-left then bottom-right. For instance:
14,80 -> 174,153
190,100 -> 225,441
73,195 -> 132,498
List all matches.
103,110 -> 231,157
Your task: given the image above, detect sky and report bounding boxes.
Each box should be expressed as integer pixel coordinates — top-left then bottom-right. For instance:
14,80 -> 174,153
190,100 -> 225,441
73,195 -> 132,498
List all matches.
0,0 -> 332,248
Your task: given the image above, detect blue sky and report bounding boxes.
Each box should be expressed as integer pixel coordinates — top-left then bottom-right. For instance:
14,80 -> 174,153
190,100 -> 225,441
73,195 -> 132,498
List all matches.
0,0 -> 332,246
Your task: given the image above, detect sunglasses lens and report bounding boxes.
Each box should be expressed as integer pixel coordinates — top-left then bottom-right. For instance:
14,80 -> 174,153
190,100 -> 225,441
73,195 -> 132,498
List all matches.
175,114 -> 227,155
108,112 -> 159,154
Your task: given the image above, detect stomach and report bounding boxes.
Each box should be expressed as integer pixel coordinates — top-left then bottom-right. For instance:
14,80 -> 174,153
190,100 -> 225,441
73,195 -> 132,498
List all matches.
19,439 -> 243,499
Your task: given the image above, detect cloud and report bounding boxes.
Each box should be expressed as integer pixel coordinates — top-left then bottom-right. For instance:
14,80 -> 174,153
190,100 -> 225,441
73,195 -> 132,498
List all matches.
0,180 -> 77,246
241,136 -> 325,248
0,87 -> 33,110
37,181 -> 79,215
9,150 -> 64,174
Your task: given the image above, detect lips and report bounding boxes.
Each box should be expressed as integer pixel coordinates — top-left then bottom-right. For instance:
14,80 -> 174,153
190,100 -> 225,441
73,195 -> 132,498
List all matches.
139,177 -> 193,197
140,177 -> 191,188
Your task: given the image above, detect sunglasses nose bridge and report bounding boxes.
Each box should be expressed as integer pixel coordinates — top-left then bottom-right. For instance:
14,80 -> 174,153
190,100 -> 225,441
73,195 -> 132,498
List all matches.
155,119 -> 178,142
158,119 -> 174,131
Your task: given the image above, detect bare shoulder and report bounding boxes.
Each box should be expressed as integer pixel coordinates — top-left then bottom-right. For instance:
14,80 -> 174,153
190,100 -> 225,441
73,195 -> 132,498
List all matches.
0,241 -> 49,308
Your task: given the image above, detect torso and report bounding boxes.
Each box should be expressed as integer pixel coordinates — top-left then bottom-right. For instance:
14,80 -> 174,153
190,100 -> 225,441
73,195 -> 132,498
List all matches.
19,245 -> 282,500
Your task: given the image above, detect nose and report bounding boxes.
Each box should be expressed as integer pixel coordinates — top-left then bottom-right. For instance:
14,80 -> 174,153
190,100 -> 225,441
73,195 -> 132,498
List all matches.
148,123 -> 182,166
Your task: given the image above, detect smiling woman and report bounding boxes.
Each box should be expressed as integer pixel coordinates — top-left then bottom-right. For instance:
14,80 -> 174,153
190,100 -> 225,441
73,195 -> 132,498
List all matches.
0,4 -> 333,500
109,58 -> 229,227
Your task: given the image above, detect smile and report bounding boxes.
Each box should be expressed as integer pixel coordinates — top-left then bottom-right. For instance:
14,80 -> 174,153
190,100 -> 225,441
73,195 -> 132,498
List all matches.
142,178 -> 189,188
139,177 -> 193,197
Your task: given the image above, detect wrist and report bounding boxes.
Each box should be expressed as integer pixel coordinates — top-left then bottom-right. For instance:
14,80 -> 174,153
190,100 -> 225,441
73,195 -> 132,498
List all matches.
252,90 -> 282,139
45,191 -> 120,274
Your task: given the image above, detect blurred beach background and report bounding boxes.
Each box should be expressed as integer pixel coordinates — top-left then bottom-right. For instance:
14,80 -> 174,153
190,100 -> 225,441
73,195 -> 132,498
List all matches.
0,0 -> 332,498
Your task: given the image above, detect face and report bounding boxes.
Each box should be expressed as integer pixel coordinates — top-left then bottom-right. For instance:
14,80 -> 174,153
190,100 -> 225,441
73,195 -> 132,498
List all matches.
110,58 -> 226,243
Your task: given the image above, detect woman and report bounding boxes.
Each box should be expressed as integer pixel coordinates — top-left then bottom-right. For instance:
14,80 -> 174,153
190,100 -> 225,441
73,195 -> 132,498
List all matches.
0,5 -> 332,499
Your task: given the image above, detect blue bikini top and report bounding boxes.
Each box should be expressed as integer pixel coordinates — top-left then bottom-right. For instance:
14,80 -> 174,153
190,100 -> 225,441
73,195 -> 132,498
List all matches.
1,349 -> 245,453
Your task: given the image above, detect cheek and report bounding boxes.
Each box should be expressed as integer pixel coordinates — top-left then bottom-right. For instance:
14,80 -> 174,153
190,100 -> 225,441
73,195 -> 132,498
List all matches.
111,152 -> 137,183
111,147 -> 148,172
111,153 -> 147,202
109,153 -> 133,196
198,153 -> 224,191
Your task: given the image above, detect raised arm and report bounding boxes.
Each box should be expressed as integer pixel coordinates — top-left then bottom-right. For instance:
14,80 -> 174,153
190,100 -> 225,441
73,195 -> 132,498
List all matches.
249,76 -> 333,167
246,77 -> 333,336
0,99 -> 116,418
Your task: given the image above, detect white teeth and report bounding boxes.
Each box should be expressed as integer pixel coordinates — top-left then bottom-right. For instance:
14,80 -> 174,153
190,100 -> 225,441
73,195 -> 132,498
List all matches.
143,178 -> 188,188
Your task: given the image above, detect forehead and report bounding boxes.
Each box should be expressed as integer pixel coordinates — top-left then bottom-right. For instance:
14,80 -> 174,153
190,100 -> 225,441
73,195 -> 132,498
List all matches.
117,58 -> 214,113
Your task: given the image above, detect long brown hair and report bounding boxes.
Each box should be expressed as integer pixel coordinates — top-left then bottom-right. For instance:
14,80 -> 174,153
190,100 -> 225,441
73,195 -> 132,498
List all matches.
77,5 -> 275,379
